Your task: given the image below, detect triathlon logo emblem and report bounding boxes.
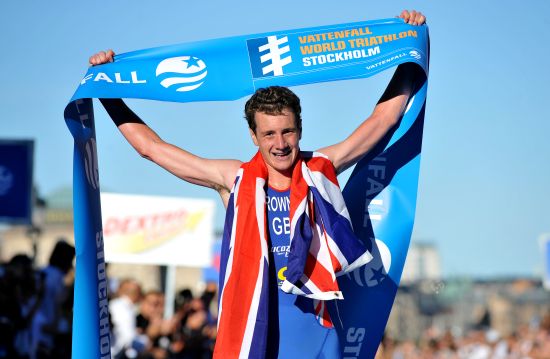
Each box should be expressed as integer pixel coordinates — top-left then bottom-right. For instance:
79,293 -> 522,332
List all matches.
347,238 -> 392,287
156,56 -> 207,92
247,35 -> 293,78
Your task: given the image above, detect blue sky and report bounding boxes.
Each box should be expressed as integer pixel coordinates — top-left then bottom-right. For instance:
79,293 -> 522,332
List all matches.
1,0 -> 549,278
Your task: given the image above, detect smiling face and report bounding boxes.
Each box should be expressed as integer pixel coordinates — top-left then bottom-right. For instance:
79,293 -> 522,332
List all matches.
250,108 -> 301,181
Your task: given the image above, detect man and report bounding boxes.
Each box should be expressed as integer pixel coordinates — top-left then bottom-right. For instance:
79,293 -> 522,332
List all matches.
109,278 -> 142,358
32,239 -> 75,358
91,9 -> 426,358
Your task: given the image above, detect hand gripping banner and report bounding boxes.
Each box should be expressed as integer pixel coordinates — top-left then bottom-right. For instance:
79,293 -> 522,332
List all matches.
64,17 -> 428,359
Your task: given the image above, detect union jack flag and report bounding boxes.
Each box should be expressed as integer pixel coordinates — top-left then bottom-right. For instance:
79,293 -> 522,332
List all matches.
214,151 -> 372,358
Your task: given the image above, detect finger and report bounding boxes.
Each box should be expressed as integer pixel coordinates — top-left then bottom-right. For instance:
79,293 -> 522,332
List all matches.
408,10 -> 417,24
89,52 -> 101,66
412,11 -> 423,25
98,51 -> 108,64
89,50 -> 114,66
90,56 -> 101,66
417,14 -> 426,25
92,51 -> 104,65
400,9 -> 410,22
106,49 -> 115,62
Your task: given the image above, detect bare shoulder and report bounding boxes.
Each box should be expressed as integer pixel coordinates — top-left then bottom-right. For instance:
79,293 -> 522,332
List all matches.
316,144 -> 344,174
214,158 -> 243,191
212,158 -> 242,208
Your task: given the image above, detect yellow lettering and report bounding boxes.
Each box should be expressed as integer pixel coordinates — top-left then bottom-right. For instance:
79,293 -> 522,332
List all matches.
278,267 -> 287,281
334,30 -> 346,39
300,45 -> 314,55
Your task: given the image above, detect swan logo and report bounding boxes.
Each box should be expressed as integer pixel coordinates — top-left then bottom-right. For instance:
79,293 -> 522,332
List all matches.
156,56 -> 207,92
347,239 -> 392,287
409,50 -> 421,60
0,166 -> 14,196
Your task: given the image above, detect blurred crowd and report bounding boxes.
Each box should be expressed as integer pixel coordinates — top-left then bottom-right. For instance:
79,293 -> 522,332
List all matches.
109,279 -> 217,359
0,240 -> 75,359
2,241 -> 550,359
376,317 -> 550,359
0,238 -> 218,359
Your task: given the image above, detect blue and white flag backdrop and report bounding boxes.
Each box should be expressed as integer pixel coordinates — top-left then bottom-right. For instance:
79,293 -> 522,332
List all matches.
65,17 -> 429,359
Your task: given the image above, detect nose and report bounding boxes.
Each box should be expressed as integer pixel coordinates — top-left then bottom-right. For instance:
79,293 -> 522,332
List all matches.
274,134 -> 286,149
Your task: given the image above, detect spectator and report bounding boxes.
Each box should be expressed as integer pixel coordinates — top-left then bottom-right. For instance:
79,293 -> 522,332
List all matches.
136,290 -> 175,359
110,278 -> 143,358
171,297 -> 214,359
32,240 -> 75,359
0,254 -> 44,359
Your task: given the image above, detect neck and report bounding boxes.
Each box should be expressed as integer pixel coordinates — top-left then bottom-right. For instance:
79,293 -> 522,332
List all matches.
266,167 -> 292,190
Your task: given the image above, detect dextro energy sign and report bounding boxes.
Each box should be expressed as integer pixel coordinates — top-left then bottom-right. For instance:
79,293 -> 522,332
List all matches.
100,192 -> 215,267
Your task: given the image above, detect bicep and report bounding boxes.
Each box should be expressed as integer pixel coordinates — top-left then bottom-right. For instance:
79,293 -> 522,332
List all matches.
319,91 -> 410,174
116,122 -> 241,200
148,141 -> 241,192
318,113 -> 392,174
318,64 -> 420,174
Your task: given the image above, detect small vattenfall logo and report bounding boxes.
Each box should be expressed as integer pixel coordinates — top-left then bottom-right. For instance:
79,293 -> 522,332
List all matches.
247,35 -> 293,78
156,56 -> 207,92
409,50 -> 421,60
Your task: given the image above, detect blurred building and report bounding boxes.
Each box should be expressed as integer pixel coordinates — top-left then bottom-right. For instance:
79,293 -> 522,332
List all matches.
401,240 -> 442,283
386,277 -> 550,342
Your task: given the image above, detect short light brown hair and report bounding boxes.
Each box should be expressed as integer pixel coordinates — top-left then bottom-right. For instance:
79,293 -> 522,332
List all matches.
244,86 -> 302,133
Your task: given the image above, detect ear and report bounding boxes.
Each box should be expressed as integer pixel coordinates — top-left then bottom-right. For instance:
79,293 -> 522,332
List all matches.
249,128 -> 259,146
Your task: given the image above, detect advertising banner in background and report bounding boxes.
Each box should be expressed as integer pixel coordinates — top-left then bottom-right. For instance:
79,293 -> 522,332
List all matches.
101,192 -> 215,267
0,139 -> 34,224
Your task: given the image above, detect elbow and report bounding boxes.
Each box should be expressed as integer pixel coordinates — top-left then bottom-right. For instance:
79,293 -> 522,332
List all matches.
387,113 -> 401,129
138,149 -> 152,160
133,138 -> 157,161
372,112 -> 399,132
381,108 -> 403,130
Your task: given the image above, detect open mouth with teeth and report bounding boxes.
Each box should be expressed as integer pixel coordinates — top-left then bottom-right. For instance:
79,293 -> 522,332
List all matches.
272,150 -> 291,158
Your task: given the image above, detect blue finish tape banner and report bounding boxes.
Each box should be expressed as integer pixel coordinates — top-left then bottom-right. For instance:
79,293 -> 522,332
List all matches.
336,48 -> 429,357
65,18 -> 428,359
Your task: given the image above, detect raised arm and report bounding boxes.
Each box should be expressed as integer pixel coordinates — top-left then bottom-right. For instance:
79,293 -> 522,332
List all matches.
318,10 -> 426,174
90,51 -> 241,206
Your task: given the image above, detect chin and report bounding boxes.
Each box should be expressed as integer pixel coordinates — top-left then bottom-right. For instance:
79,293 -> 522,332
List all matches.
271,156 -> 296,172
